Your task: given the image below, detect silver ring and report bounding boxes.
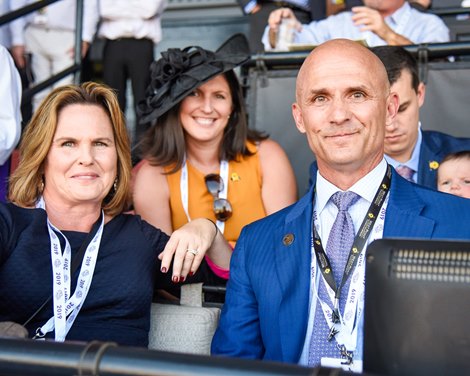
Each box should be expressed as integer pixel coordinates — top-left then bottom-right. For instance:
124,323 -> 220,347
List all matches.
186,249 -> 199,256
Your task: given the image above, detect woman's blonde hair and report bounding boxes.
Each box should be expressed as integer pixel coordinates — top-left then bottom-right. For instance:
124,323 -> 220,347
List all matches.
9,82 -> 132,216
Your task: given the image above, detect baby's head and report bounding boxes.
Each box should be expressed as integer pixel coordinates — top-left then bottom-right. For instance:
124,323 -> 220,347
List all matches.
437,151 -> 470,199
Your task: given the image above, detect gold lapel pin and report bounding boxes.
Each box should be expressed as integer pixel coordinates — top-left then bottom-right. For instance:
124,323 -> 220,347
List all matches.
282,233 -> 294,246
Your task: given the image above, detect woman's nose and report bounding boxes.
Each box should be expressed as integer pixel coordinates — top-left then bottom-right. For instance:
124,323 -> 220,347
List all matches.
78,145 -> 94,166
201,97 -> 214,113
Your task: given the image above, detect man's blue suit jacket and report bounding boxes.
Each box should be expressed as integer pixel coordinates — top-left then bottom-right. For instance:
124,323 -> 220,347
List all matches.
211,169 -> 470,363
418,130 -> 470,189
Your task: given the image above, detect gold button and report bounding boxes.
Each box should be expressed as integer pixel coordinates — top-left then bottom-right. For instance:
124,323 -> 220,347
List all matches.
282,233 -> 294,246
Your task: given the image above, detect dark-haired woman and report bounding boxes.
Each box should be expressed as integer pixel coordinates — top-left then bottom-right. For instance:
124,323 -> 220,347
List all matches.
133,35 -> 297,280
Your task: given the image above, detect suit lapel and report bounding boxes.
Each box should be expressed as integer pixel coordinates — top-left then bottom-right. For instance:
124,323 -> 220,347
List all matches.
384,170 -> 435,238
418,132 -> 440,189
274,189 -> 313,362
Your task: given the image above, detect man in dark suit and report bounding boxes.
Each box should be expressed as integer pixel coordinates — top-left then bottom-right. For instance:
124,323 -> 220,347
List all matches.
371,46 -> 470,189
211,39 -> 470,372
239,0 -> 362,52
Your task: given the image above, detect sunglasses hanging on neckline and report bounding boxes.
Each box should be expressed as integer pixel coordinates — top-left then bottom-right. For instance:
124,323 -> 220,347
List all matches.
204,173 -> 233,222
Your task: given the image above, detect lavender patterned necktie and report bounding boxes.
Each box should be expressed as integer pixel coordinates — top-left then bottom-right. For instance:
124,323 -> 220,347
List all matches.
395,165 -> 415,182
308,191 -> 360,367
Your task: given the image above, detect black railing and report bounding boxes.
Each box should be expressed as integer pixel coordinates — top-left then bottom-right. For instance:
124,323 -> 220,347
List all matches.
431,6 -> 470,16
0,0 -> 62,26
0,338 -> 350,376
246,41 -> 470,69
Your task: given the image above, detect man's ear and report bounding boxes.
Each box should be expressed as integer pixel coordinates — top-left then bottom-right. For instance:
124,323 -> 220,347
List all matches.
385,92 -> 399,127
417,82 -> 426,108
292,102 -> 306,134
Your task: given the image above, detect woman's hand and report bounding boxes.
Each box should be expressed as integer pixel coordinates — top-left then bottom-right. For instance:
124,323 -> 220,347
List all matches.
158,218 -> 220,282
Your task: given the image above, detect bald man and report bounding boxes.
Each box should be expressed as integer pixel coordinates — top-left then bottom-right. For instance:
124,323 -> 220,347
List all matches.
211,39 -> 470,372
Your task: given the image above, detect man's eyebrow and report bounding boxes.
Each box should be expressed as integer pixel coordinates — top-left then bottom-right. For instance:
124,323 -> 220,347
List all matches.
306,88 -> 329,97
347,85 -> 370,93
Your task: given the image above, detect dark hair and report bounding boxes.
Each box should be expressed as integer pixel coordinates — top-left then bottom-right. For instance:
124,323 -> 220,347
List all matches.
440,150 -> 470,166
369,46 -> 420,93
138,70 -> 268,173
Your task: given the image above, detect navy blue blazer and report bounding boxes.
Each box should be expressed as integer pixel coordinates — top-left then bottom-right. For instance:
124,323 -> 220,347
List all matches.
418,130 -> 470,189
211,169 -> 470,363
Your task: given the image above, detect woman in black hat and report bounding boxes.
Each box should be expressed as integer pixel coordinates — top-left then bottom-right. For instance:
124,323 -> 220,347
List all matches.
133,34 -> 297,280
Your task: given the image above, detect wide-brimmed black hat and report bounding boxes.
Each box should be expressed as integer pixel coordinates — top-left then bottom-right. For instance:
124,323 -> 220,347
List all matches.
138,33 -> 250,124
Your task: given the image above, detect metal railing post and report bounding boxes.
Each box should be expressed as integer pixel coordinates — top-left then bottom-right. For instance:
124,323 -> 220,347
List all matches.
74,0 -> 84,84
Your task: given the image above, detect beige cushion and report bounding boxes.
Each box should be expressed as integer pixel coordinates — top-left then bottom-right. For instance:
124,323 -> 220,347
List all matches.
148,303 -> 220,354
148,283 -> 221,355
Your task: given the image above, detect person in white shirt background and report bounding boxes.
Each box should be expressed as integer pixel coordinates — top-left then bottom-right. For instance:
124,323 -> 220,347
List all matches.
263,0 -> 449,50
9,0 -> 98,110
0,0 -> 12,48
0,43 -> 22,202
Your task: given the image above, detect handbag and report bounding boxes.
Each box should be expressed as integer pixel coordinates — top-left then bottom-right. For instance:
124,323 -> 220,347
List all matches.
0,216 -> 102,339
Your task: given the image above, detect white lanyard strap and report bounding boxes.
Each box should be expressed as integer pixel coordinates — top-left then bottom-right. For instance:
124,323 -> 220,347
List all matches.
180,158 -> 229,234
314,252 -> 365,350
36,198 -> 104,341
311,194 -> 389,353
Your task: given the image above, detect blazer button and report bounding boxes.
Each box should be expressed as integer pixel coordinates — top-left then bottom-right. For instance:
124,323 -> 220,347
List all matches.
282,233 -> 294,246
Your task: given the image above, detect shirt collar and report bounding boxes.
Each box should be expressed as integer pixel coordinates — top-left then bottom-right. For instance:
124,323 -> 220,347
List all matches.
315,158 -> 388,214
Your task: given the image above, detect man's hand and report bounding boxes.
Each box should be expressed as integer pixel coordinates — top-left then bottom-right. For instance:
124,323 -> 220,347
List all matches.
268,8 -> 302,48
66,41 -> 91,59
250,3 -> 261,14
351,6 -> 412,45
11,45 -> 26,68
81,41 -> 90,57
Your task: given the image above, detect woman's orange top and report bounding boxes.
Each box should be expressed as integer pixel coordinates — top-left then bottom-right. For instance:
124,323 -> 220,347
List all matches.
165,142 -> 266,247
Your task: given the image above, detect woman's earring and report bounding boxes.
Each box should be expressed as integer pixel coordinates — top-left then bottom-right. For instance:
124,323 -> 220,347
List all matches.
113,178 -> 118,192
39,177 -> 45,193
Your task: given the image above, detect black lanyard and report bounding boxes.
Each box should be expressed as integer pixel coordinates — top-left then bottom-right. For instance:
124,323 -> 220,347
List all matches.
312,164 -> 392,327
